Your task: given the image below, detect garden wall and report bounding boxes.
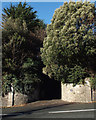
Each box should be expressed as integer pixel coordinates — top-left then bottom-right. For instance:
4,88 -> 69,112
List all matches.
61,78 -> 93,103
2,88 -> 40,107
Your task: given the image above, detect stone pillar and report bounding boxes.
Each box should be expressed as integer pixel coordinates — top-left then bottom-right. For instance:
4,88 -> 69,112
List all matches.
85,78 -> 91,102
93,90 -> 96,101
7,92 -> 13,107
7,85 -> 14,107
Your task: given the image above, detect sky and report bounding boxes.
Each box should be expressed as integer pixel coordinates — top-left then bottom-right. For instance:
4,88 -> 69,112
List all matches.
2,2 -> 64,24
1,0 -> 96,25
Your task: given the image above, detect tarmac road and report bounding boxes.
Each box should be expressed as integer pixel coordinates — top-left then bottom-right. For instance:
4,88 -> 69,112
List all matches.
1,100 -> 96,120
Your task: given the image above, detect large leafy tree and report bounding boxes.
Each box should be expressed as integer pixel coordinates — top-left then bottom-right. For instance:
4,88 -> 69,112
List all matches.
2,2 -> 46,95
41,1 -> 96,86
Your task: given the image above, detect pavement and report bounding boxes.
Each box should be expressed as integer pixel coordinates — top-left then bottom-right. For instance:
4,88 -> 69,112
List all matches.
2,99 -> 72,115
2,99 -> 96,120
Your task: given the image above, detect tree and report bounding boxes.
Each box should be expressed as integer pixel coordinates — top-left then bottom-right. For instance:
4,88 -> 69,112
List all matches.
2,2 -> 46,96
2,2 -> 42,32
41,1 -> 96,86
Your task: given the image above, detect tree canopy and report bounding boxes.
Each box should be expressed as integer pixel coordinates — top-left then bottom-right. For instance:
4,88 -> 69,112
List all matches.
2,2 -> 46,95
41,1 -> 96,86
2,2 -> 46,32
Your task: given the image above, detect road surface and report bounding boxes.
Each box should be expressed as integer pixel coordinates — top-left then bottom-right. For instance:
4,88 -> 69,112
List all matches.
2,100 -> 96,119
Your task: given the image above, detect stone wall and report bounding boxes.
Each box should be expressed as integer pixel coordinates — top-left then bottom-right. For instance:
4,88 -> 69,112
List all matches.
2,88 -> 40,107
2,92 -> 28,107
61,78 -> 93,103
93,90 -> 96,101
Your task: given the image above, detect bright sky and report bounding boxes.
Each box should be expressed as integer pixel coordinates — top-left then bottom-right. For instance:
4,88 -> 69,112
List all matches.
1,0 -> 96,24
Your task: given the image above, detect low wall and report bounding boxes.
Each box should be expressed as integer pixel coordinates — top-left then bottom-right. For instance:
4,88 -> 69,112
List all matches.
61,78 -> 92,103
2,88 -> 40,107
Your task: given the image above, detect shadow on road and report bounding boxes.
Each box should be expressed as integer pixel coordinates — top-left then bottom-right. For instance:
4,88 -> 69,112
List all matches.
2,102 -> 74,118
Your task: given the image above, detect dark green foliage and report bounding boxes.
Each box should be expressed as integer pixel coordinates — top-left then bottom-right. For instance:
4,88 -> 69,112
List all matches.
2,2 -> 45,95
2,74 -> 19,94
67,65 -> 87,86
90,75 -> 96,90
